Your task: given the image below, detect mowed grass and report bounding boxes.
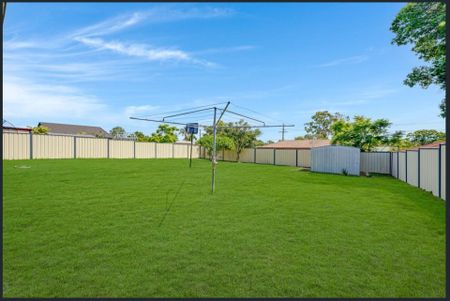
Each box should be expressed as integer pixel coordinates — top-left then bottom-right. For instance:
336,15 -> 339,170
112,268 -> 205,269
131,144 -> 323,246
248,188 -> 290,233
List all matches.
3,159 -> 445,297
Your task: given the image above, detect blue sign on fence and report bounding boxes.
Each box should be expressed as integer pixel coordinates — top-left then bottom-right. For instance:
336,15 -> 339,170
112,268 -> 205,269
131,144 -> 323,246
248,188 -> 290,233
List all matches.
186,123 -> 199,134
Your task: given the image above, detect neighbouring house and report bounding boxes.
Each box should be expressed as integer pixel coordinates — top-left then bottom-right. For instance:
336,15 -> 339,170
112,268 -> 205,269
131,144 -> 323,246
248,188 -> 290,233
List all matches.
259,139 -> 331,149
2,126 -> 32,134
406,141 -> 445,150
38,122 -> 112,138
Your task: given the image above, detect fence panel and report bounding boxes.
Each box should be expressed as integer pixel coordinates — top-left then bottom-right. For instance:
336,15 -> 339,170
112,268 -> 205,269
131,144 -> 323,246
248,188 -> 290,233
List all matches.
406,151 -> 418,187
156,143 -> 172,158
3,132 -> 30,160
441,144 -> 446,200
297,149 -> 311,167
360,152 -> 390,174
173,144 -> 188,158
76,137 -> 108,158
135,142 -> 156,158
255,149 -> 274,165
239,148 -> 255,163
190,145 -> 201,159
275,149 -> 296,166
33,134 -> 74,159
419,149 -> 439,197
224,150 -> 238,161
391,152 -> 398,177
110,140 -> 134,159
216,150 -> 224,161
398,152 -> 406,182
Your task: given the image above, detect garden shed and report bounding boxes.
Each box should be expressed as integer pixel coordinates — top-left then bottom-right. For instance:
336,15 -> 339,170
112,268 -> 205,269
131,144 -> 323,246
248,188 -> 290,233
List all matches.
311,145 -> 360,176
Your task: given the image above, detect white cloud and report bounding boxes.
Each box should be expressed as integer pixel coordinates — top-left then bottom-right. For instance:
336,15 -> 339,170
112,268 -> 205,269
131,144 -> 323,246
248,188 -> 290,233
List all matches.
192,45 -> 256,55
75,37 -> 189,61
316,55 -> 369,67
124,105 -> 160,117
74,37 -> 217,67
3,40 -> 40,50
3,77 -> 106,121
71,12 -> 146,38
71,6 -> 235,38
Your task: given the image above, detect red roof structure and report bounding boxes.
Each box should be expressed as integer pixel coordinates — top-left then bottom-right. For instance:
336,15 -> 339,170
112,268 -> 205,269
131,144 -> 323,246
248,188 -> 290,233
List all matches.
406,141 -> 445,151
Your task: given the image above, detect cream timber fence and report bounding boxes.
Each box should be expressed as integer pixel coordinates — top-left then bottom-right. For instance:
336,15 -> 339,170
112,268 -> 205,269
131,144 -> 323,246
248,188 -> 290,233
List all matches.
2,132 -> 202,160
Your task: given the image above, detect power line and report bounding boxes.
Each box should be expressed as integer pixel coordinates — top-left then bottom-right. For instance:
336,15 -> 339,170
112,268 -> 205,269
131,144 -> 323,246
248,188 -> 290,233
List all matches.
133,101 -> 229,119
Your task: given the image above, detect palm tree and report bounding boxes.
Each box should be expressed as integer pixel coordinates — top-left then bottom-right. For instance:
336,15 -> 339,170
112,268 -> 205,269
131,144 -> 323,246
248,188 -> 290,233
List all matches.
179,127 -> 191,141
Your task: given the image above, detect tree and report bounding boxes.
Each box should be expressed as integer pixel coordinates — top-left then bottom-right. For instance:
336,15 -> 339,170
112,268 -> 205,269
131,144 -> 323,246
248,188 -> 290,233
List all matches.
178,127 -> 196,141
218,119 -> 261,160
109,126 -> 126,139
385,130 -> 414,150
294,134 -> 313,140
406,129 -> 445,145
331,115 -> 391,152
304,111 -> 348,139
266,140 -> 275,145
202,119 -> 261,160
132,131 -> 147,142
196,134 -> 235,158
148,124 -> 178,143
254,140 -> 265,147
32,125 -> 48,134
390,2 -> 446,117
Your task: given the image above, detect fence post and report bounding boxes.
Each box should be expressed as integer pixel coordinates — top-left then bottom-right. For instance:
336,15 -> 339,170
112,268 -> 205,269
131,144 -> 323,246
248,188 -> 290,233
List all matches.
405,151 -> 408,183
438,144 -> 442,198
273,149 -> 276,165
155,143 -> 157,158
418,149 -> 421,188
134,140 -> 136,159
254,148 -> 256,163
29,132 -> 33,160
107,139 -> 110,159
389,152 -> 392,175
74,136 -> 77,159
172,143 -> 175,158
223,149 -> 225,161
397,152 -> 399,179
296,149 -> 298,167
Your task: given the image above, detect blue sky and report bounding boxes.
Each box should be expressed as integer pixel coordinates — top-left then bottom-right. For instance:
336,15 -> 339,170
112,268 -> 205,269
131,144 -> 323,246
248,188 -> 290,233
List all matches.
3,3 -> 445,141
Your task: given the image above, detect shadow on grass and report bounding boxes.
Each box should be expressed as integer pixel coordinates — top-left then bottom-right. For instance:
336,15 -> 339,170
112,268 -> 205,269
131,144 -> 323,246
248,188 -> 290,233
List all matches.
158,179 -> 186,227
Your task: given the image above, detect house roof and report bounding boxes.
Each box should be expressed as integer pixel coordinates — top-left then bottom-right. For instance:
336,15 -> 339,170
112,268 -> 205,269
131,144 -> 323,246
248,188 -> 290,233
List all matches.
38,122 -> 112,138
406,141 -> 445,151
3,126 -> 32,132
259,139 -> 331,149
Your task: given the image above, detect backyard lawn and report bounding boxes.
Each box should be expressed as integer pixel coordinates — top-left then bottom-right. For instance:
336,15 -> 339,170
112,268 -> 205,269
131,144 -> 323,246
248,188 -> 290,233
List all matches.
2,159 -> 445,297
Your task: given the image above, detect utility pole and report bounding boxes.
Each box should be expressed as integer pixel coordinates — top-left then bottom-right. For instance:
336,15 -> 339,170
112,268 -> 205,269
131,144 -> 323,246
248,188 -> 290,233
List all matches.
280,123 -> 287,141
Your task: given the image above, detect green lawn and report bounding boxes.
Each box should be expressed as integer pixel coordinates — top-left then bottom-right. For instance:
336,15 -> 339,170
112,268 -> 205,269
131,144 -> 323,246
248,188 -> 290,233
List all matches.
3,159 -> 445,297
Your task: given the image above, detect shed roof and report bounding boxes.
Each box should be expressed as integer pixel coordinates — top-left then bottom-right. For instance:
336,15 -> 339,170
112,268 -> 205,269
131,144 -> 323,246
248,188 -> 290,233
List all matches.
259,139 -> 331,149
